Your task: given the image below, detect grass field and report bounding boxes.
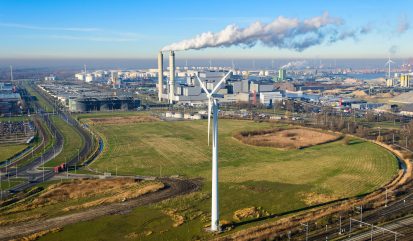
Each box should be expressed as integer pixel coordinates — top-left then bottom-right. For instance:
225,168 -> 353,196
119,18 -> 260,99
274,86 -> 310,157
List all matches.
0,144 -> 29,163
0,178 -> 25,189
89,119 -> 397,197
34,116 -> 399,241
44,116 -> 84,167
0,116 -> 30,122
0,179 -> 162,228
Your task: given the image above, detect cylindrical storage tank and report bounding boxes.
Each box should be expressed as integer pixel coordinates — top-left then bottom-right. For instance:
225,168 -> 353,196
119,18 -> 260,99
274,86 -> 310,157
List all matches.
184,113 -> 191,119
174,112 -> 183,119
192,114 -> 202,120
165,112 -> 173,118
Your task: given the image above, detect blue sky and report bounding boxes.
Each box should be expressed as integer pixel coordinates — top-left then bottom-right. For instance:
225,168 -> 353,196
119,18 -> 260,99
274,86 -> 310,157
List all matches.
0,0 -> 412,59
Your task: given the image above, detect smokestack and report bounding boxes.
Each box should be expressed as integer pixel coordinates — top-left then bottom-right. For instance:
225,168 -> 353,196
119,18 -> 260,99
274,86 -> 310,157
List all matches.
169,51 -> 175,104
158,51 -> 163,101
10,65 -> 13,81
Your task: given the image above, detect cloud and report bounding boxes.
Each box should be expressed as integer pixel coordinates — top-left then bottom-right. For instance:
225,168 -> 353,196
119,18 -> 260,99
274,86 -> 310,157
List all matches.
397,14 -> 410,34
0,22 -> 145,42
162,12 -> 370,52
0,22 -> 100,32
46,35 -> 140,42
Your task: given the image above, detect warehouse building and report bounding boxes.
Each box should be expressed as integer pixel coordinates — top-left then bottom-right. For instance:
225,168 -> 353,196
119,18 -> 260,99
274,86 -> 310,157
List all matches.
0,93 -> 21,114
68,96 -> 140,112
260,92 -> 283,106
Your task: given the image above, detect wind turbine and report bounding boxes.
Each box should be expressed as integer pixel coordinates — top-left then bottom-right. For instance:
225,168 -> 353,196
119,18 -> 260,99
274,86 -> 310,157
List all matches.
195,70 -> 232,232
385,57 -> 395,79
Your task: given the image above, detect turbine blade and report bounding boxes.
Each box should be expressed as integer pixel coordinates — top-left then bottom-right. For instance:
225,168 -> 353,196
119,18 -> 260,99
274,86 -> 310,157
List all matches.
195,73 -> 210,96
211,70 -> 232,95
208,99 -> 212,146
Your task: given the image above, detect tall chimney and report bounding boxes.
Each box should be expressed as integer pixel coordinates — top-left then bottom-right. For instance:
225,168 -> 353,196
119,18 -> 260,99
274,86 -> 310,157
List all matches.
169,51 -> 175,104
158,51 -> 163,101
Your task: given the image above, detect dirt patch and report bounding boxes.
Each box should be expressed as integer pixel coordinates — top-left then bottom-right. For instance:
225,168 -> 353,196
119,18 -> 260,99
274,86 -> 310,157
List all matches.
7,178 -> 164,213
0,178 -> 199,241
300,192 -> 337,205
235,128 -> 339,149
10,228 -> 61,241
233,207 -> 270,222
162,209 -> 185,227
89,115 -> 159,125
63,182 -> 164,211
0,214 -> 44,226
124,230 -> 153,239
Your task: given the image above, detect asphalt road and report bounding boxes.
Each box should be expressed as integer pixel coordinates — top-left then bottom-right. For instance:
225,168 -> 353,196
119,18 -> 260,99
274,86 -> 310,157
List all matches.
0,86 -> 94,198
0,178 -> 200,241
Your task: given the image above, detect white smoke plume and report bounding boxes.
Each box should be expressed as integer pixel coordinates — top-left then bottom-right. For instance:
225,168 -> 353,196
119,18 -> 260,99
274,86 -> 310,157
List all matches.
281,60 -> 308,69
162,12 -> 366,52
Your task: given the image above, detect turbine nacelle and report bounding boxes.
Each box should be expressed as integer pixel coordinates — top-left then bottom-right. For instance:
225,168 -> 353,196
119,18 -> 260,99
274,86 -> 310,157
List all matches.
385,57 -> 395,79
195,71 -> 232,146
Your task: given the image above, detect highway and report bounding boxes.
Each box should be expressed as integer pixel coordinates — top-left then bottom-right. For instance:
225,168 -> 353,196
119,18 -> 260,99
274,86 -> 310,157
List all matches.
0,84 -> 95,198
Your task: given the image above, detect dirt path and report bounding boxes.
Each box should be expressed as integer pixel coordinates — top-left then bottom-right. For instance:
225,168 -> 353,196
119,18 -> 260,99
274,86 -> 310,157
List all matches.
0,178 -> 200,241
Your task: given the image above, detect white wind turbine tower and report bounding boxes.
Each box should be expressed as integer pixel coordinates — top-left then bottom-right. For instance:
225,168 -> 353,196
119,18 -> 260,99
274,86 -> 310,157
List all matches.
195,70 -> 232,232
385,57 -> 395,79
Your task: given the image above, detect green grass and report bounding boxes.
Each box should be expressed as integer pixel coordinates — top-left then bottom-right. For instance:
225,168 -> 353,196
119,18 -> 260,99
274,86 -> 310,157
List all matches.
368,120 -> 403,130
75,110 -> 155,121
0,179 -> 163,231
39,205 -> 207,241
0,116 -> 30,122
37,118 -> 398,240
33,117 -> 399,241
0,178 -> 25,189
44,116 -> 84,167
90,119 -> 397,197
0,144 -> 29,163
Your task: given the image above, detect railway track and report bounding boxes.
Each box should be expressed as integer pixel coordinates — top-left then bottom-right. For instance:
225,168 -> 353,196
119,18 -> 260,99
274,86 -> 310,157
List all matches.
1,84 -> 94,198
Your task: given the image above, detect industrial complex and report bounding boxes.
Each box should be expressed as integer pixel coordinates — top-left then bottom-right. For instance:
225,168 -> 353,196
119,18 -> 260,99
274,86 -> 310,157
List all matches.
1,2 -> 413,240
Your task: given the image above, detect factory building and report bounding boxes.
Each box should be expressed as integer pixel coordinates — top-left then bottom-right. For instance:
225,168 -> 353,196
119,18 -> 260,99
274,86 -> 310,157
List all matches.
259,92 -> 283,106
278,68 -> 287,81
68,96 -> 140,112
0,93 -> 21,114
400,74 -> 411,87
0,82 -> 21,114
250,82 -> 274,93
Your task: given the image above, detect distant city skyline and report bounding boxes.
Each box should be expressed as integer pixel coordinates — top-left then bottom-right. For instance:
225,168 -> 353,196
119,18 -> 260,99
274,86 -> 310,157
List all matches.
0,0 -> 412,59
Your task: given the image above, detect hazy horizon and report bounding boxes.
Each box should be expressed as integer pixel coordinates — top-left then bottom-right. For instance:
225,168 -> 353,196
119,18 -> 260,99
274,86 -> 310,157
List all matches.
0,58 -> 411,71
